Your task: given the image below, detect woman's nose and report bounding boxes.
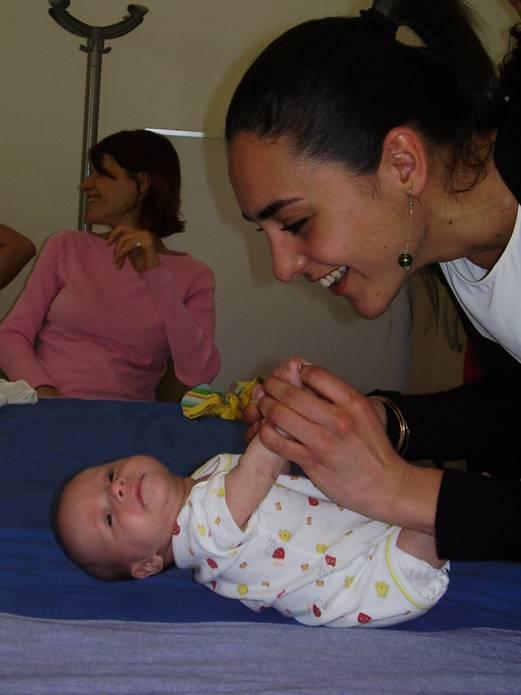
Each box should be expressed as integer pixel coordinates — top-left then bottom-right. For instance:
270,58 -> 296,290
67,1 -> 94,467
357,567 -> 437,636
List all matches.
268,233 -> 307,283
271,249 -> 306,283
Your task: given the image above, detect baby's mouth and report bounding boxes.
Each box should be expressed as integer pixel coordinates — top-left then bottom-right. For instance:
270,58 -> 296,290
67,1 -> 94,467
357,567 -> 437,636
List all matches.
136,474 -> 146,508
318,265 -> 348,288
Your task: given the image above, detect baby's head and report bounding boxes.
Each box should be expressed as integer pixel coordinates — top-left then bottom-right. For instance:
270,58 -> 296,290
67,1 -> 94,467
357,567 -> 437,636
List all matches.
56,454 -> 188,581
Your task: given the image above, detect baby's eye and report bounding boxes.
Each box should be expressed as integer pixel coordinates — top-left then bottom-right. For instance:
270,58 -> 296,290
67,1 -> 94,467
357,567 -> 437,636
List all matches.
280,218 -> 308,235
106,512 -> 113,527
108,471 -> 114,482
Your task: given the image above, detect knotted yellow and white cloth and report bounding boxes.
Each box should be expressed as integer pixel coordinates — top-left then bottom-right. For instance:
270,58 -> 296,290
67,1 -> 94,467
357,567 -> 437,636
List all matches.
181,377 -> 263,421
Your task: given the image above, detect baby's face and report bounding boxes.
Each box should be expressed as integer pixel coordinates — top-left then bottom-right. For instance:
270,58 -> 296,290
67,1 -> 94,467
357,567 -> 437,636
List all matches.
58,454 -> 184,577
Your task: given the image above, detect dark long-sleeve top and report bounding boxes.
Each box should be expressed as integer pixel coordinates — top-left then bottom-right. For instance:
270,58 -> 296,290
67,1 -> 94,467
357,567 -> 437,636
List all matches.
376,82 -> 521,562
374,376 -> 521,560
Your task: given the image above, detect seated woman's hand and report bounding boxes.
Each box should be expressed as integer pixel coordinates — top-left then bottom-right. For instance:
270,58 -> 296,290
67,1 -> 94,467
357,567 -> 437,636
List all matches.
37,385 -> 60,398
106,226 -> 160,273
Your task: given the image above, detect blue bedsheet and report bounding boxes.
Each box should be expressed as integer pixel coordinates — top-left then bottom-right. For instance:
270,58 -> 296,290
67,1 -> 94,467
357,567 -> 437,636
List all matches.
2,399 -> 521,632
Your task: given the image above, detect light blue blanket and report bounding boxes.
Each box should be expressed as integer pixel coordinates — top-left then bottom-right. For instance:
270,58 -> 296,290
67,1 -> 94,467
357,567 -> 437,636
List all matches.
2,614 -> 520,694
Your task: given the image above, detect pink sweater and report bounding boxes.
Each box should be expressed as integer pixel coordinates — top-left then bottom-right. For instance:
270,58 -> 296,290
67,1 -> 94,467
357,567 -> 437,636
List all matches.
0,230 -> 220,400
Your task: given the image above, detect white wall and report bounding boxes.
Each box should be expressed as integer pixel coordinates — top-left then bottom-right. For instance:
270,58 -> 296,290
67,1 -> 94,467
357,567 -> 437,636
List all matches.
0,0 -> 516,391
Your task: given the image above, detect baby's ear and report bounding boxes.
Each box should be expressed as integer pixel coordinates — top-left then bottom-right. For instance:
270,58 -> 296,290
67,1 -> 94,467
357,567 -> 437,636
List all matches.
131,554 -> 164,579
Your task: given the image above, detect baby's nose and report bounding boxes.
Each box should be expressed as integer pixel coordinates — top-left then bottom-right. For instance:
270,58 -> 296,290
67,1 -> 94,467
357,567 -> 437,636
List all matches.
110,477 -> 125,500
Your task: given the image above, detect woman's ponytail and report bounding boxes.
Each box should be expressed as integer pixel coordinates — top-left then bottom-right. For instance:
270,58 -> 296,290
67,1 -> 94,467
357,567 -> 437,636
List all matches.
499,22 -> 521,100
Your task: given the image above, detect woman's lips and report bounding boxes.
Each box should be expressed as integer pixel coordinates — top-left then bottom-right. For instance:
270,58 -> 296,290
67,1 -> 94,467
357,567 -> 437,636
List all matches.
329,267 -> 350,296
318,265 -> 347,288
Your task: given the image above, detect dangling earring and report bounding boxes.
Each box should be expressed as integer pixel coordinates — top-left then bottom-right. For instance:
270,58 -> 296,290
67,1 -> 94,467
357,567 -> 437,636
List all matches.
398,188 -> 414,270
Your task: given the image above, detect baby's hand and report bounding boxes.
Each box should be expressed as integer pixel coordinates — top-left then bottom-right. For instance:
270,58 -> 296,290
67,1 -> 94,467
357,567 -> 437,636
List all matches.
271,356 -> 310,389
242,358 -> 311,442
251,357 -> 310,403
247,357 -> 311,441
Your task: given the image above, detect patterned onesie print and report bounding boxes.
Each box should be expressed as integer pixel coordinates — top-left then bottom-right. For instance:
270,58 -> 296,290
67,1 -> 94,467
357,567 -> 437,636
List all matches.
172,454 -> 449,628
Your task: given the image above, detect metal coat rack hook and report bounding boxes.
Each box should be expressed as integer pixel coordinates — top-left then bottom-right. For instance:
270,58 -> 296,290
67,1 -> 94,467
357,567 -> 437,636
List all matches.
49,1 -> 149,229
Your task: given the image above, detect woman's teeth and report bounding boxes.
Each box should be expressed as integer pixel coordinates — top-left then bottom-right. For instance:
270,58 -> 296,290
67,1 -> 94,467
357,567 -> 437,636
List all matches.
319,266 -> 347,288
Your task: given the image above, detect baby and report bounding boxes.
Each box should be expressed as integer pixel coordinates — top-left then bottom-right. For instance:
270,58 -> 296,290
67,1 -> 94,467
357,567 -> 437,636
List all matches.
56,359 -> 448,628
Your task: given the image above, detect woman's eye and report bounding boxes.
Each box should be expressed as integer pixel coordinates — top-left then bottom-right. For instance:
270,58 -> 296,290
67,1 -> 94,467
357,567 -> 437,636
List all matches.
281,219 -> 308,235
106,512 -> 113,527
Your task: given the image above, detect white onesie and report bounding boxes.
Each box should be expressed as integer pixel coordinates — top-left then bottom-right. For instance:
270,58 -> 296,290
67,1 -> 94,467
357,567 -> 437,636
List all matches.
172,454 -> 449,628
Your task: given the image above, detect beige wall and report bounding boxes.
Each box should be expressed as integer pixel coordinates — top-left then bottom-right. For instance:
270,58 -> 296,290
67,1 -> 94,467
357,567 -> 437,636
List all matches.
0,0 -> 517,392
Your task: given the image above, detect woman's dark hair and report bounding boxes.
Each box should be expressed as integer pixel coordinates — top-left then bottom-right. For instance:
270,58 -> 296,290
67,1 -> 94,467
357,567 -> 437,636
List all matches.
226,0 -> 513,191
89,129 -> 185,238
500,21 -> 521,98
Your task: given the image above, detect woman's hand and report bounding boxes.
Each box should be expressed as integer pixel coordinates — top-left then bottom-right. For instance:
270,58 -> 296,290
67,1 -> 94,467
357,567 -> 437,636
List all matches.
244,364 -> 388,443
37,385 -> 60,398
367,395 -> 387,427
255,364 -> 441,533
106,226 -> 160,273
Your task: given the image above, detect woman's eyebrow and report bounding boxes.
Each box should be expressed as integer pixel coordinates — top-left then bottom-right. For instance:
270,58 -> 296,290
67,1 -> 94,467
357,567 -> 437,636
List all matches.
242,197 -> 303,222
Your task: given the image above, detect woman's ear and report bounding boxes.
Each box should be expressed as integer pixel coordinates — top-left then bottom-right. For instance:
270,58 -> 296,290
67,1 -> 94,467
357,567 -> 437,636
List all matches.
131,554 -> 164,579
136,172 -> 152,196
378,127 -> 429,196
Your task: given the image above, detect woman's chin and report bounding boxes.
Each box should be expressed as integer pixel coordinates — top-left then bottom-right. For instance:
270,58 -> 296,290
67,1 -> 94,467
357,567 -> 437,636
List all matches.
83,213 -> 97,226
349,295 -> 391,320
84,210 -> 111,227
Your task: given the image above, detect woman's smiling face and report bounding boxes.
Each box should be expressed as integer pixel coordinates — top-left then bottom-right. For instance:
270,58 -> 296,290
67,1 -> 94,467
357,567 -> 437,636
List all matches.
228,132 -> 412,320
81,154 -> 141,229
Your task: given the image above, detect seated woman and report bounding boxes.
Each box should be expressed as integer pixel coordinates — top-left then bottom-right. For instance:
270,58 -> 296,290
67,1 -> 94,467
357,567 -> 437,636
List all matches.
0,223 -> 35,289
0,130 -> 220,401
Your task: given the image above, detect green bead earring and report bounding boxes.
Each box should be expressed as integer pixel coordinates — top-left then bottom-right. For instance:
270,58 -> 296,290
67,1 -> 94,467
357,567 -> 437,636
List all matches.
398,252 -> 413,270
398,189 -> 414,271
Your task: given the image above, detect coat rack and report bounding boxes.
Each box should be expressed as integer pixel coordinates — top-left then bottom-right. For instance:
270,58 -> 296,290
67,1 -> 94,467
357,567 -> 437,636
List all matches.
48,1 -> 148,229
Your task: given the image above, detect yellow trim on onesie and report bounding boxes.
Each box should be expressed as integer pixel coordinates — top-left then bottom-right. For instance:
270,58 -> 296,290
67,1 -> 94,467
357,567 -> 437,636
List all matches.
384,533 -> 428,611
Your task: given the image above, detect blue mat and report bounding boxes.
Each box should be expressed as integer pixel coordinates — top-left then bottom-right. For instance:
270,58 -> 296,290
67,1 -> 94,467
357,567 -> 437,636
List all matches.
2,399 -> 520,631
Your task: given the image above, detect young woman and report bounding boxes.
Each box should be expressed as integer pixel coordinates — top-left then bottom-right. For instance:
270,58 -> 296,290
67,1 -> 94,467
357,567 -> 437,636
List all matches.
0,130 -> 220,400
224,1 -> 521,561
